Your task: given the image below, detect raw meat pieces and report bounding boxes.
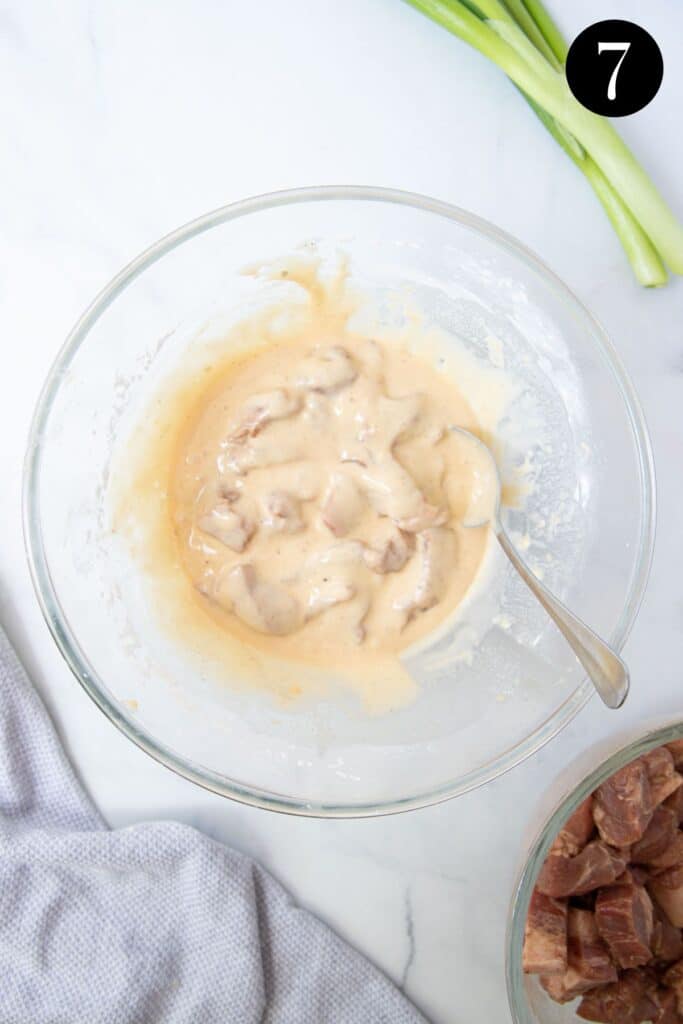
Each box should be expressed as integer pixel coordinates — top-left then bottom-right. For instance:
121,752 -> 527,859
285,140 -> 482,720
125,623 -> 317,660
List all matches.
523,741 -> 683,1022
522,889 -> 568,975
594,761 -> 654,847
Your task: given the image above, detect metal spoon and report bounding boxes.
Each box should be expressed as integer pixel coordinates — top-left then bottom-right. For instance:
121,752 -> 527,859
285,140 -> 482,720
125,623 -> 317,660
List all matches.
451,427 -> 629,710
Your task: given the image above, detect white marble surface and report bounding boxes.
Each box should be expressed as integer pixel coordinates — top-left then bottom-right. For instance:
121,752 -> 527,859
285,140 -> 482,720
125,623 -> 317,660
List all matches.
1,2 -> 682,1021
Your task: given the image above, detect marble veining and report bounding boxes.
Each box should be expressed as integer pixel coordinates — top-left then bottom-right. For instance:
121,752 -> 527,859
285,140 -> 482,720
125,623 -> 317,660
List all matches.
401,885 -> 417,992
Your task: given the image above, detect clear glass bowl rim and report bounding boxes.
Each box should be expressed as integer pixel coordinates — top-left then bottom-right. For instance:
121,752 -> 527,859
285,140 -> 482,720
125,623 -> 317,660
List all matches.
506,718 -> 683,1023
22,185 -> 657,818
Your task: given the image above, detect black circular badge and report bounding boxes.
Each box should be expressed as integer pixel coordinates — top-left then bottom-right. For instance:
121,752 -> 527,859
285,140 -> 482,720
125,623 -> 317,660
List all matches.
566,19 -> 663,117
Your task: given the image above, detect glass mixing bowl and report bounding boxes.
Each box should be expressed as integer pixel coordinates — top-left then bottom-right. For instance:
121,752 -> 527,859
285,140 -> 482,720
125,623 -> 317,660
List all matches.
23,186 -> 655,816
506,718 -> 683,1024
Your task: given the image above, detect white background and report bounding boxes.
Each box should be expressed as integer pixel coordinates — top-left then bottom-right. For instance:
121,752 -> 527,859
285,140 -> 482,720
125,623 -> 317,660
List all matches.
1,2 -> 682,1020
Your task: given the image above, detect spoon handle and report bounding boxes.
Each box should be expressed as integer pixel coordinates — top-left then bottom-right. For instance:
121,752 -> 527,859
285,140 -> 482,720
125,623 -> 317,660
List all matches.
495,524 -> 630,710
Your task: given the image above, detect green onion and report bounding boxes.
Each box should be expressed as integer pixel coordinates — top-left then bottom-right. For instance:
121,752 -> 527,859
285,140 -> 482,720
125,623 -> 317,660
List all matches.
516,0 -> 567,63
524,95 -> 667,287
499,0 -> 562,68
404,0 -> 682,286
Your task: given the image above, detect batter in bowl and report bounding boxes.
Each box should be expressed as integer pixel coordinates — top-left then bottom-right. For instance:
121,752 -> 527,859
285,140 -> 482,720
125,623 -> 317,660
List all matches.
172,333 -> 491,663
116,256 -> 507,711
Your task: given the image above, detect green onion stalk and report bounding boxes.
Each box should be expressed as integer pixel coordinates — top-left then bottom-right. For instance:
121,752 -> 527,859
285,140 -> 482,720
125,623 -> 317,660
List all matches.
404,0 -> 683,286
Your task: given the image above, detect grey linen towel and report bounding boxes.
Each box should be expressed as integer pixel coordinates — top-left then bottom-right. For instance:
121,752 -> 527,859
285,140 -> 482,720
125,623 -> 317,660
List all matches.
0,626 -> 427,1024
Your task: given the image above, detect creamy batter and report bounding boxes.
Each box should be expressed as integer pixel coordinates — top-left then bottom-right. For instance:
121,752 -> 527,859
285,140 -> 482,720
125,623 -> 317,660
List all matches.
171,341 -> 492,668
114,256 -> 505,710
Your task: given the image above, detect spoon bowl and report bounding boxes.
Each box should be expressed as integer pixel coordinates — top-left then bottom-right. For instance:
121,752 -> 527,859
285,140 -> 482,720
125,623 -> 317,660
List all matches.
451,427 -> 630,710
450,425 -> 502,528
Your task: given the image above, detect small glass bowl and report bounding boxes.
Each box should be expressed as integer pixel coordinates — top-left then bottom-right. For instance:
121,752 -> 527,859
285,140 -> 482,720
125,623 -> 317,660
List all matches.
507,718 -> 683,1023
24,186 -> 655,816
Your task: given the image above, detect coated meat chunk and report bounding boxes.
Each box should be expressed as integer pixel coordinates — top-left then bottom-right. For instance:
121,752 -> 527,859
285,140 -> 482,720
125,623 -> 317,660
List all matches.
220,431 -> 304,474
260,491 -> 304,534
356,455 -> 446,532
594,760 -> 654,846
321,472 -> 365,537
198,503 -> 254,553
372,393 -> 422,447
229,389 -> 300,441
295,346 -> 357,393
305,579 -> 355,619
363,526 -> 414,574
221,565 -> 302,636
394,527 -> 456,624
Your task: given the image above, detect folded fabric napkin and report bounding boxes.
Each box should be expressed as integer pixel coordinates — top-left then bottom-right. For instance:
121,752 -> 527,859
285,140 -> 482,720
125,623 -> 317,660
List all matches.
0,625 -> 426,1023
